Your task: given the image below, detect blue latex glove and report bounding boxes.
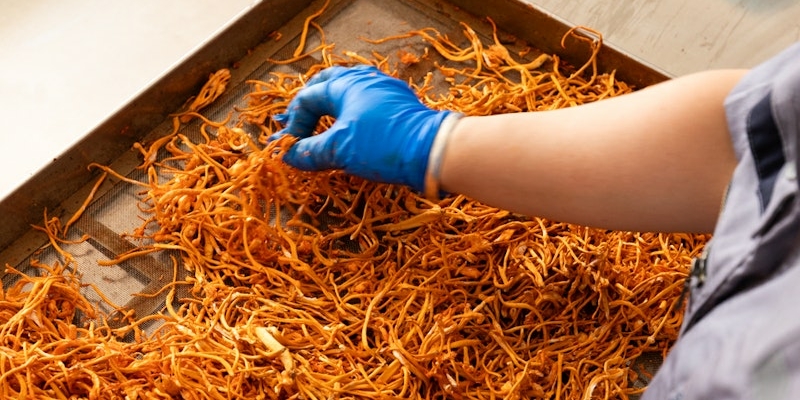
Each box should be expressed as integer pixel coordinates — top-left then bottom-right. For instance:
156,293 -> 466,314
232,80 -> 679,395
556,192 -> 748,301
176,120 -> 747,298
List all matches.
270,65 -> 455,193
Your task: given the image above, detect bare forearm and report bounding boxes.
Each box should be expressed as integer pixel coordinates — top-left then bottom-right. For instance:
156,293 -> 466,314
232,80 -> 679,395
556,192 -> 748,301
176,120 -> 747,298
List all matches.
439,69 -> 747,233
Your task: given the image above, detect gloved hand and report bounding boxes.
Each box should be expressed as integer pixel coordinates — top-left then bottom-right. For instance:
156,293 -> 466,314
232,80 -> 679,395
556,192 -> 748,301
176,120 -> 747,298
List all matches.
270,65 -> 460,193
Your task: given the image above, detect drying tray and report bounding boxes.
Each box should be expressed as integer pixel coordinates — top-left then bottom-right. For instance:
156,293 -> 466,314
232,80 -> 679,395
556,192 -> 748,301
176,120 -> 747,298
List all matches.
0,0 -> 670,394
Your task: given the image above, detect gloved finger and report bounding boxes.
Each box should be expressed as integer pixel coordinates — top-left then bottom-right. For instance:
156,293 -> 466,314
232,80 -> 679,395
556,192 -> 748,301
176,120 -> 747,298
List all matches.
281,126 -> 343,171
267,67 -> 350,143
276,81 -> 339,140
270,65 -> 385,143
304,64 -> 379,86
267,114 -> 290,142
272,113 -> 288,125
266,128 -> 291,143
270,65 -> 389,144
304,65 -> 350,87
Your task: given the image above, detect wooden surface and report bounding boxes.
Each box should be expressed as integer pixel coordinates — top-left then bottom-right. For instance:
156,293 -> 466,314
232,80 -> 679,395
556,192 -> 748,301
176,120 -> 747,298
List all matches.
523,0 -> 800,76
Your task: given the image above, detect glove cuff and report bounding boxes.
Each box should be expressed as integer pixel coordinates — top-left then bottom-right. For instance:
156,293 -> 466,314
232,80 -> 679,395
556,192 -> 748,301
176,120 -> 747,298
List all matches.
424,112 -> 464,201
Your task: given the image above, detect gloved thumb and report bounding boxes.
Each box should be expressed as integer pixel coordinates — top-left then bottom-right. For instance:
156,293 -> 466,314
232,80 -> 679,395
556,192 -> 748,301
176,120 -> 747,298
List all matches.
269,79 -> 338,142
281,124 -> 344,171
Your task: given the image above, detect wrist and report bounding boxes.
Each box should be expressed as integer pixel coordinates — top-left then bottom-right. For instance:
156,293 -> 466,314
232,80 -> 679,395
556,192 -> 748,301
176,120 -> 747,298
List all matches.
424,112 -> 464,200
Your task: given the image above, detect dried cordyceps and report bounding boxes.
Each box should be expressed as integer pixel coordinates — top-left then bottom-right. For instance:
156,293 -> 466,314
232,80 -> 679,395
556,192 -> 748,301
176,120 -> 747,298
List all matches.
1,8 -> 701,399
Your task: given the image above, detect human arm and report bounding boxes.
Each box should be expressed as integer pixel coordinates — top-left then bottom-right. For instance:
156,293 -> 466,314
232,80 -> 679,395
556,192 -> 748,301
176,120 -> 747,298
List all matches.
439,69 -> 746,233
272,66 -> 746,233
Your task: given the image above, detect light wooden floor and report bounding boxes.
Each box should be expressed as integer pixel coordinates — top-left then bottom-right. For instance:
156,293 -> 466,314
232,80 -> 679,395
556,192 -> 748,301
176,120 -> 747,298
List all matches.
525,0 -> 800,76
0,0 -> 798,197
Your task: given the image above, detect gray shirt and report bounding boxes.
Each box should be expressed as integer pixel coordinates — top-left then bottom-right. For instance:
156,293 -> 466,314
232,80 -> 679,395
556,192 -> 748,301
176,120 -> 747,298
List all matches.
643,43 -> 800,399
